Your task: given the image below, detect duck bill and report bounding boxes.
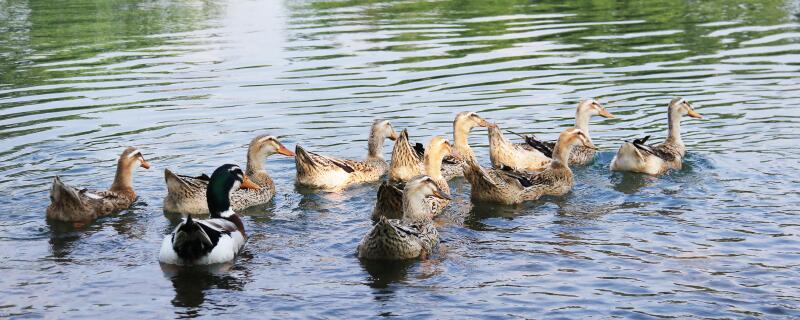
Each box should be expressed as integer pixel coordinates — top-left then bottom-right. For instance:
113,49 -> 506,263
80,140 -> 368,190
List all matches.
599,109 -> 615,119
432,189 -> 451,200
140,159 -> 151,169
477,117 -> 495,128
687,109 -> 702,119
239,176 -> 261,190
277,144 -> 295,157
388,132 -> 398,141
583,140 -> 599,150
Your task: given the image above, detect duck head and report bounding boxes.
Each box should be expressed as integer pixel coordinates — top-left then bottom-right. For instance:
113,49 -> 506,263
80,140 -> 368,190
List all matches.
372,119 -> 398,141
669,97 -> 702,119
577,99 -> 614,119
402,175 -> 451,221
454,111 -> 494,130
110,147 -> 150,193
207,164 -> 260,218
249,134 -> 294,158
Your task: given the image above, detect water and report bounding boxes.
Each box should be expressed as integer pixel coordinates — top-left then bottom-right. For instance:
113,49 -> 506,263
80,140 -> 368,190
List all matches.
1,0 -> 800,318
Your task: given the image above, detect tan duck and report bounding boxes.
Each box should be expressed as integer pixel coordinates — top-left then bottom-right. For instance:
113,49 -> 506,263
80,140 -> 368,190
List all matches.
464,128 -> 596,205
492,99 -> 615,171
372,136 -> 455,221
386,129 -> 425,182
46,147 -> 150,222
357,175 -> 450,260
442,111 -> 493,180
163,135 -> 294,215
610,97 -> 702,175
295,120 -> 397,191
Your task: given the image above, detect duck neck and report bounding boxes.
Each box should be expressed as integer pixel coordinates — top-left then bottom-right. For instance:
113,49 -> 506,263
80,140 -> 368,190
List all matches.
246,151 -> 269,184
110,163 -> 134,194
207,187 -> 233,219
666,107 -> 683,145
550,140 -> 573,169
367,130 -> 385,160
575,109 -> 591,136
424,151 -> 445,181
402,193 -> 431,221
454,123 -> 471,153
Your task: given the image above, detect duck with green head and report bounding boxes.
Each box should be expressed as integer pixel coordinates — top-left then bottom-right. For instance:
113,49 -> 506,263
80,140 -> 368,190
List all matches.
159,164 -> 259,266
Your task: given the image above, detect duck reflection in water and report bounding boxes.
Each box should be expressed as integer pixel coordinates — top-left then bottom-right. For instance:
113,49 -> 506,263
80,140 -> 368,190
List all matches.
161,263 -> 248,309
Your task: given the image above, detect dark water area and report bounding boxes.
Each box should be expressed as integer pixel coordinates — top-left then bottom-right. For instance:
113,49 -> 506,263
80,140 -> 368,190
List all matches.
1,0 -> 799,318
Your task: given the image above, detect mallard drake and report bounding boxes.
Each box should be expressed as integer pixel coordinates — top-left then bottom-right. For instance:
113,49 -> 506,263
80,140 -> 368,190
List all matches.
610,97 -> 702,175
163,135 -> 294,215
159,164 -> 259,266
295,120 -> 398,191
357,175 -> 450,260
46,147 -> 150,222
496,99 -> 615,169
464,128 -> 596,205
442,111 -> 493,180
372,136 -> 455,221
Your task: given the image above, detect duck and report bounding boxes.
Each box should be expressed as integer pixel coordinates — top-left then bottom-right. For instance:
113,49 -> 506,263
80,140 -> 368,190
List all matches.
163,135 -> 294,215
46,147 -> 150,222
441,111 -> 493,180
372,136 -> 455,221
492,99 -> 615,170
386,129 -> 425,182
610,97 -> 702,175
295,120 -> 398,191
357,175 -> 451,260
463,128 -> 596,205
159,164 -> 259,266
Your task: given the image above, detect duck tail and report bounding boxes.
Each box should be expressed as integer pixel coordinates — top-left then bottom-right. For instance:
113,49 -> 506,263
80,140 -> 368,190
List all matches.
389,129 -> 422,181
172,215 -> 214,261
164,169 -> 190,194
371,181 -> 404,222
49,176 -> 81,206
294,145 -> 319,175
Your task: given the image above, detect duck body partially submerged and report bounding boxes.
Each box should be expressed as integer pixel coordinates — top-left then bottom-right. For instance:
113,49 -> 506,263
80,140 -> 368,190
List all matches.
47,147 -> 150,222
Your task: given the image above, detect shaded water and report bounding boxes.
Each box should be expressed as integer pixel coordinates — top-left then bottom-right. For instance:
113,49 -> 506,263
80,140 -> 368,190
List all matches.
1,0 -> 800,318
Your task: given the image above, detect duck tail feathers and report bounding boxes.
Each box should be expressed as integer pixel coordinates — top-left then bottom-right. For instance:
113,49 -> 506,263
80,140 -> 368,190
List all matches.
172,215 -> 214,261
50,176 -> 81,206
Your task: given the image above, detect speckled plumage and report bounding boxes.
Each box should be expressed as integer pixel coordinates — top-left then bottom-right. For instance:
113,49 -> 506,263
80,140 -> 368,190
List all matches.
163,135 -> 291,215
46,177 -> 137,221
611,97 -> 701,175
46,147 -> 148,222
358,176 -> 446,260
163,169 -> 276,215
464,128 -> 593,205
357,216 -> 438,260
373,136 -> 453,221
488,125 -> 551,172
295,120 -> 396,190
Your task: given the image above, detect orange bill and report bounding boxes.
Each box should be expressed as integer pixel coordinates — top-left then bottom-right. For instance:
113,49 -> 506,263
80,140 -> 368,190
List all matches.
140,159 -> 151,169
388,132 -> 399,141
599,108 -> 615,118
277,144 -> 295,157
432,189 -> 451,200
239,176 -> 261,190
687,109 -> 702,119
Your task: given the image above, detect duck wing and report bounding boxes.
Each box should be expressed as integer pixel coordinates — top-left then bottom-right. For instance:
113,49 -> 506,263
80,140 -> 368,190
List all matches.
631,135 -> 677,162
522,135 -> 555,158
295,145 -> 356,173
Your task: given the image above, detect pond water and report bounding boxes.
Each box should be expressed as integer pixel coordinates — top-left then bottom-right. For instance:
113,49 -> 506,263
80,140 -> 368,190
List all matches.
1,0 -> 800,318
